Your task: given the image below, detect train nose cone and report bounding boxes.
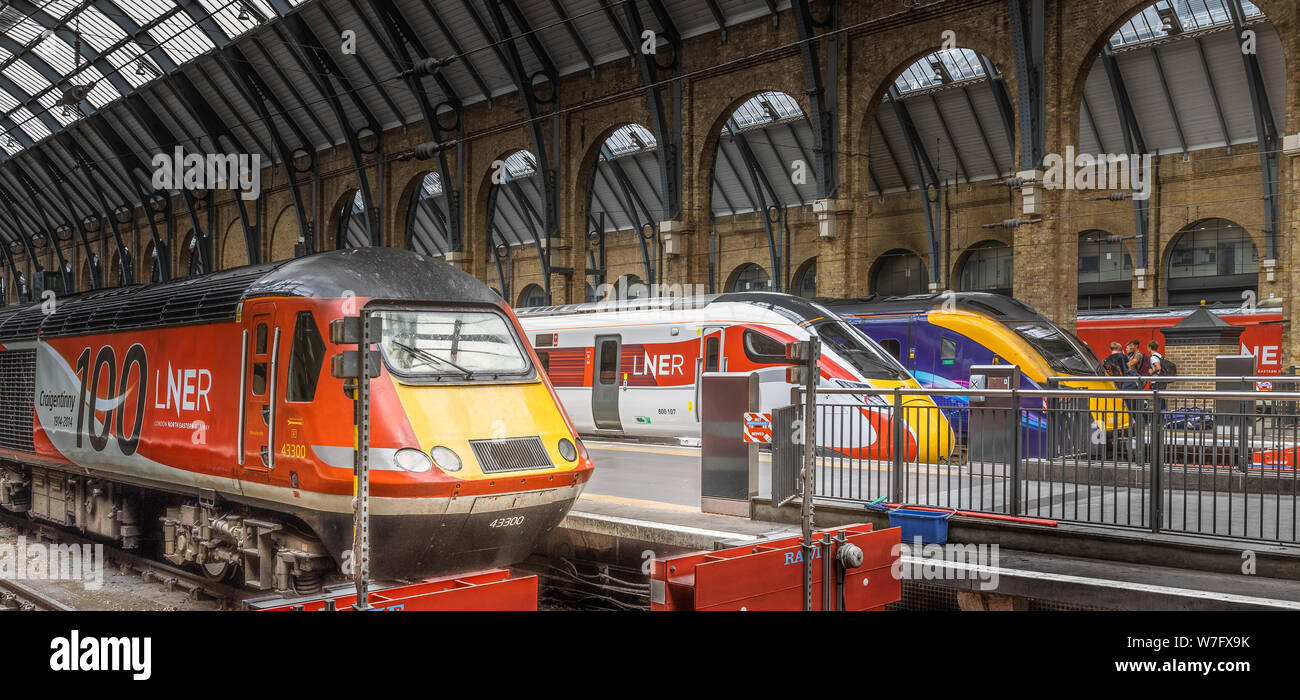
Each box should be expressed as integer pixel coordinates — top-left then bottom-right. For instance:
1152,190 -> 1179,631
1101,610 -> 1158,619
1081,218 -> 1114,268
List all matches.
363,483 -> 585,579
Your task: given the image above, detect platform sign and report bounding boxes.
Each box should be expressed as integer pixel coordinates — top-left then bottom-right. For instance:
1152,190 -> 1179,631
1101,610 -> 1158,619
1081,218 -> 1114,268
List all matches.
743,412 -> 772,443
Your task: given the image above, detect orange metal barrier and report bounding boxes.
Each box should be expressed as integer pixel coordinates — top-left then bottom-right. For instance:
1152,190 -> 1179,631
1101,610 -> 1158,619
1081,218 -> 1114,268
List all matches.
650,523 -> 901,611
249,569 -> 538,611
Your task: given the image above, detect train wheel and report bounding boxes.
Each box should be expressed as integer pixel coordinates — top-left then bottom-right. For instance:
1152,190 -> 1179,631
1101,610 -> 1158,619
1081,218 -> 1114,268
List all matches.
197,561 -> 235,583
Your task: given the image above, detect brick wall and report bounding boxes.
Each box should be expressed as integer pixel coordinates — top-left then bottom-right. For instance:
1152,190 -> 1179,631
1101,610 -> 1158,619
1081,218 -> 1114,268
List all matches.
3,0 -> 1295,368
1162,343 -> 1241,391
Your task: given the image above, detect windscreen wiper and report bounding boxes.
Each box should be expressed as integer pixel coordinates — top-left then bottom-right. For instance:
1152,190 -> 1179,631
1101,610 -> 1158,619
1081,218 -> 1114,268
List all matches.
392,341 -> 474,378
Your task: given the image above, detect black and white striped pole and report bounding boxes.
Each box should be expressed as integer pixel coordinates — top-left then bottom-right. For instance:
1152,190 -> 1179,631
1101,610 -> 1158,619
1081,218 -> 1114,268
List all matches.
784,338 -> 820,612
330,313 -> 382,611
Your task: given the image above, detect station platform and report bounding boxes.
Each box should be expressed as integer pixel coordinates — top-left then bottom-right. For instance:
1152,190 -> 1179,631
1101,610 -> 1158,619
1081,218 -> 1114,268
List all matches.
547,441 -> 1300,611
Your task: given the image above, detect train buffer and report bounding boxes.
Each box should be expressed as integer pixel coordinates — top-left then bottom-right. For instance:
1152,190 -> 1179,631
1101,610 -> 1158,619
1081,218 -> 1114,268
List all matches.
244,569 -> 538,611
650,523 -> 901,611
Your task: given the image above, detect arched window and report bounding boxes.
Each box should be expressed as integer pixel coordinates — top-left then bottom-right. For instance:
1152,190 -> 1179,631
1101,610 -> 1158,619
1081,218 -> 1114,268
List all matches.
143,242 -> 162,284
871,49 -> 1011,195
1166,219 -> 1258,306
489,150 -> 543,252
712,92 -> 815,217
791,259 -> 817,299
407,172 -> 451,257
726,263 -> 772,293
337,190 -> 369,250
76,261 -> 90,293
615,273 -> 647,300
517,284 -> 547,308
584,283 -> 597,303
870,249 -> 927,297
178,231 -> 195,278
589,125 -> 661,236
1078,230 -> 1132,310
107,252 -> 121,287
955,241 -> 1012,296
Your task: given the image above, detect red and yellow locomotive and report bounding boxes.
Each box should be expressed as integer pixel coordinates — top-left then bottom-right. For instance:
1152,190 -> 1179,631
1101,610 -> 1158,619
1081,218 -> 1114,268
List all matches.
0,248 -> 592,592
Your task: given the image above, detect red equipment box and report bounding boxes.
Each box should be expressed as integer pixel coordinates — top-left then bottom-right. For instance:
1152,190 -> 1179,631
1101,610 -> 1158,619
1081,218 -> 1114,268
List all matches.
1251,448 -> 1299,470
650,523 -> 901,611
250,569 -> 538,611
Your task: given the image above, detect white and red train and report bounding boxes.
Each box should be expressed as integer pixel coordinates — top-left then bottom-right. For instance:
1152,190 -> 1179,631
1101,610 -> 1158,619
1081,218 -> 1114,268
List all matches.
0,248 -> 592,592
1077,303 -> 1284,375
516,292 -> 954,463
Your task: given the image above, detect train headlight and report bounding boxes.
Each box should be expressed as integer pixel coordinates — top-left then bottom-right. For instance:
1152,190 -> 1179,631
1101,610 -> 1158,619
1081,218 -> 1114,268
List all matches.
558,438 -> 577,462
393,448 -> 433,473
430,446 -> 462,473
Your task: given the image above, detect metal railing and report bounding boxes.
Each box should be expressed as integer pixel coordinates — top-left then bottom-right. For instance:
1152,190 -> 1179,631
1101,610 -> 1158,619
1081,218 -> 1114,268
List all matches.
774,383 -> 1300,545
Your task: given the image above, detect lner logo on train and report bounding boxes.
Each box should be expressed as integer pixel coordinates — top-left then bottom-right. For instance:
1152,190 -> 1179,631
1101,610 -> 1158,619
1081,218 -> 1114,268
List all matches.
516,291 -> 955,464
34,337 -> 216,465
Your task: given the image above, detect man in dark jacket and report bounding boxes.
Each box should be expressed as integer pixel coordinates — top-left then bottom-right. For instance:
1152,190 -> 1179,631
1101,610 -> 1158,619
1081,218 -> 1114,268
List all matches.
1102,342 -> 1127,378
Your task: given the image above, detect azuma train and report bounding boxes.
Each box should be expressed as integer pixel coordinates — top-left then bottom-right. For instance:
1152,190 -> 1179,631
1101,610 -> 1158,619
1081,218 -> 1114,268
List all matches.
0,248 -> 592,592
515,292 -> 955,464
822,293 -> 1124,449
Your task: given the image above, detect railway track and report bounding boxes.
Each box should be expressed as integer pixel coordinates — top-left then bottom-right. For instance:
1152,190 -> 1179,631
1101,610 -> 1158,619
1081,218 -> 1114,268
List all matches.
0,575 -> 75,611
0,511 -> 257,611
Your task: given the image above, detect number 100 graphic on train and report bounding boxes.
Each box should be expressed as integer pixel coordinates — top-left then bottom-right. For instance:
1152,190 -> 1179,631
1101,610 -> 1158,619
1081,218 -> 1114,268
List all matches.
516,293 -> 954,463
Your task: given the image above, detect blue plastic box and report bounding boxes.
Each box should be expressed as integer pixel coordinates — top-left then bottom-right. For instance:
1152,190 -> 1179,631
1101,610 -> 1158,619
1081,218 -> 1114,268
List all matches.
888,508 -> 951,545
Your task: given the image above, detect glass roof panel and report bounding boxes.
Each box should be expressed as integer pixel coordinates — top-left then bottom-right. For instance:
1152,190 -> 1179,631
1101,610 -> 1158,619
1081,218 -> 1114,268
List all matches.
120,0 -> 175,25
200,0 -> 276,39
503,151 -> 538,179
420,172 -> 444,197
2,61 -> 53,101
77,6 -> 134,53
10,105 -> 51,141
151,11 -> 217,64
893,48 -> 988,95
0,0 -> 280,154
1110,0 -> 1263,49
603,124 -> 657,157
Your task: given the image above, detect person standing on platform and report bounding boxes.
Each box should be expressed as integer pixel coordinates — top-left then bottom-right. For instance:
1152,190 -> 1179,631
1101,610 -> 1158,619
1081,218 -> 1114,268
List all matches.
1123,339 -> 1151,459
1103,342 -> 1127,379
1147,340 -> 1168,411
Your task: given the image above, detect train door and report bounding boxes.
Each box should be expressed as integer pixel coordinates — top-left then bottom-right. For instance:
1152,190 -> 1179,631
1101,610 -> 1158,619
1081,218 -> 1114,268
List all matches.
242,302 -> 281,472
694,325 -> 726,421
592,334 -> 622,430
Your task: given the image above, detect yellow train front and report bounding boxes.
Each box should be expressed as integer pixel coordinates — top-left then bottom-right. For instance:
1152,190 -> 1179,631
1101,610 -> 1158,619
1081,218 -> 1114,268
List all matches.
265,249 -> 593,580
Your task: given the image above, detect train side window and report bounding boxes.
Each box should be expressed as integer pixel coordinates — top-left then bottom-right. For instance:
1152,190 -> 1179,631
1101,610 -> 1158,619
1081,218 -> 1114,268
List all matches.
256,323 -> 268,354
704,337 -> 720,373
536,350 -> 551,374
742,329 -> 784,364
287,312 -> 326,402
252,363 -> 268,395
940,337 -> 957,366
880,339 -> 902,361
597,341 -> 618,384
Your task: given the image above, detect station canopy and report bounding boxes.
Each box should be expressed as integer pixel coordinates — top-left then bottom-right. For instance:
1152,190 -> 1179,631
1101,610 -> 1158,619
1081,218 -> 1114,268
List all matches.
1080,0 -> 1282,156
0,0 -> 791,250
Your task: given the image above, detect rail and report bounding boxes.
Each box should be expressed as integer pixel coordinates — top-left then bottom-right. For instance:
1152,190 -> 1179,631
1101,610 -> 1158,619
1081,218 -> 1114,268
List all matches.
775,382 -> 1299,546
